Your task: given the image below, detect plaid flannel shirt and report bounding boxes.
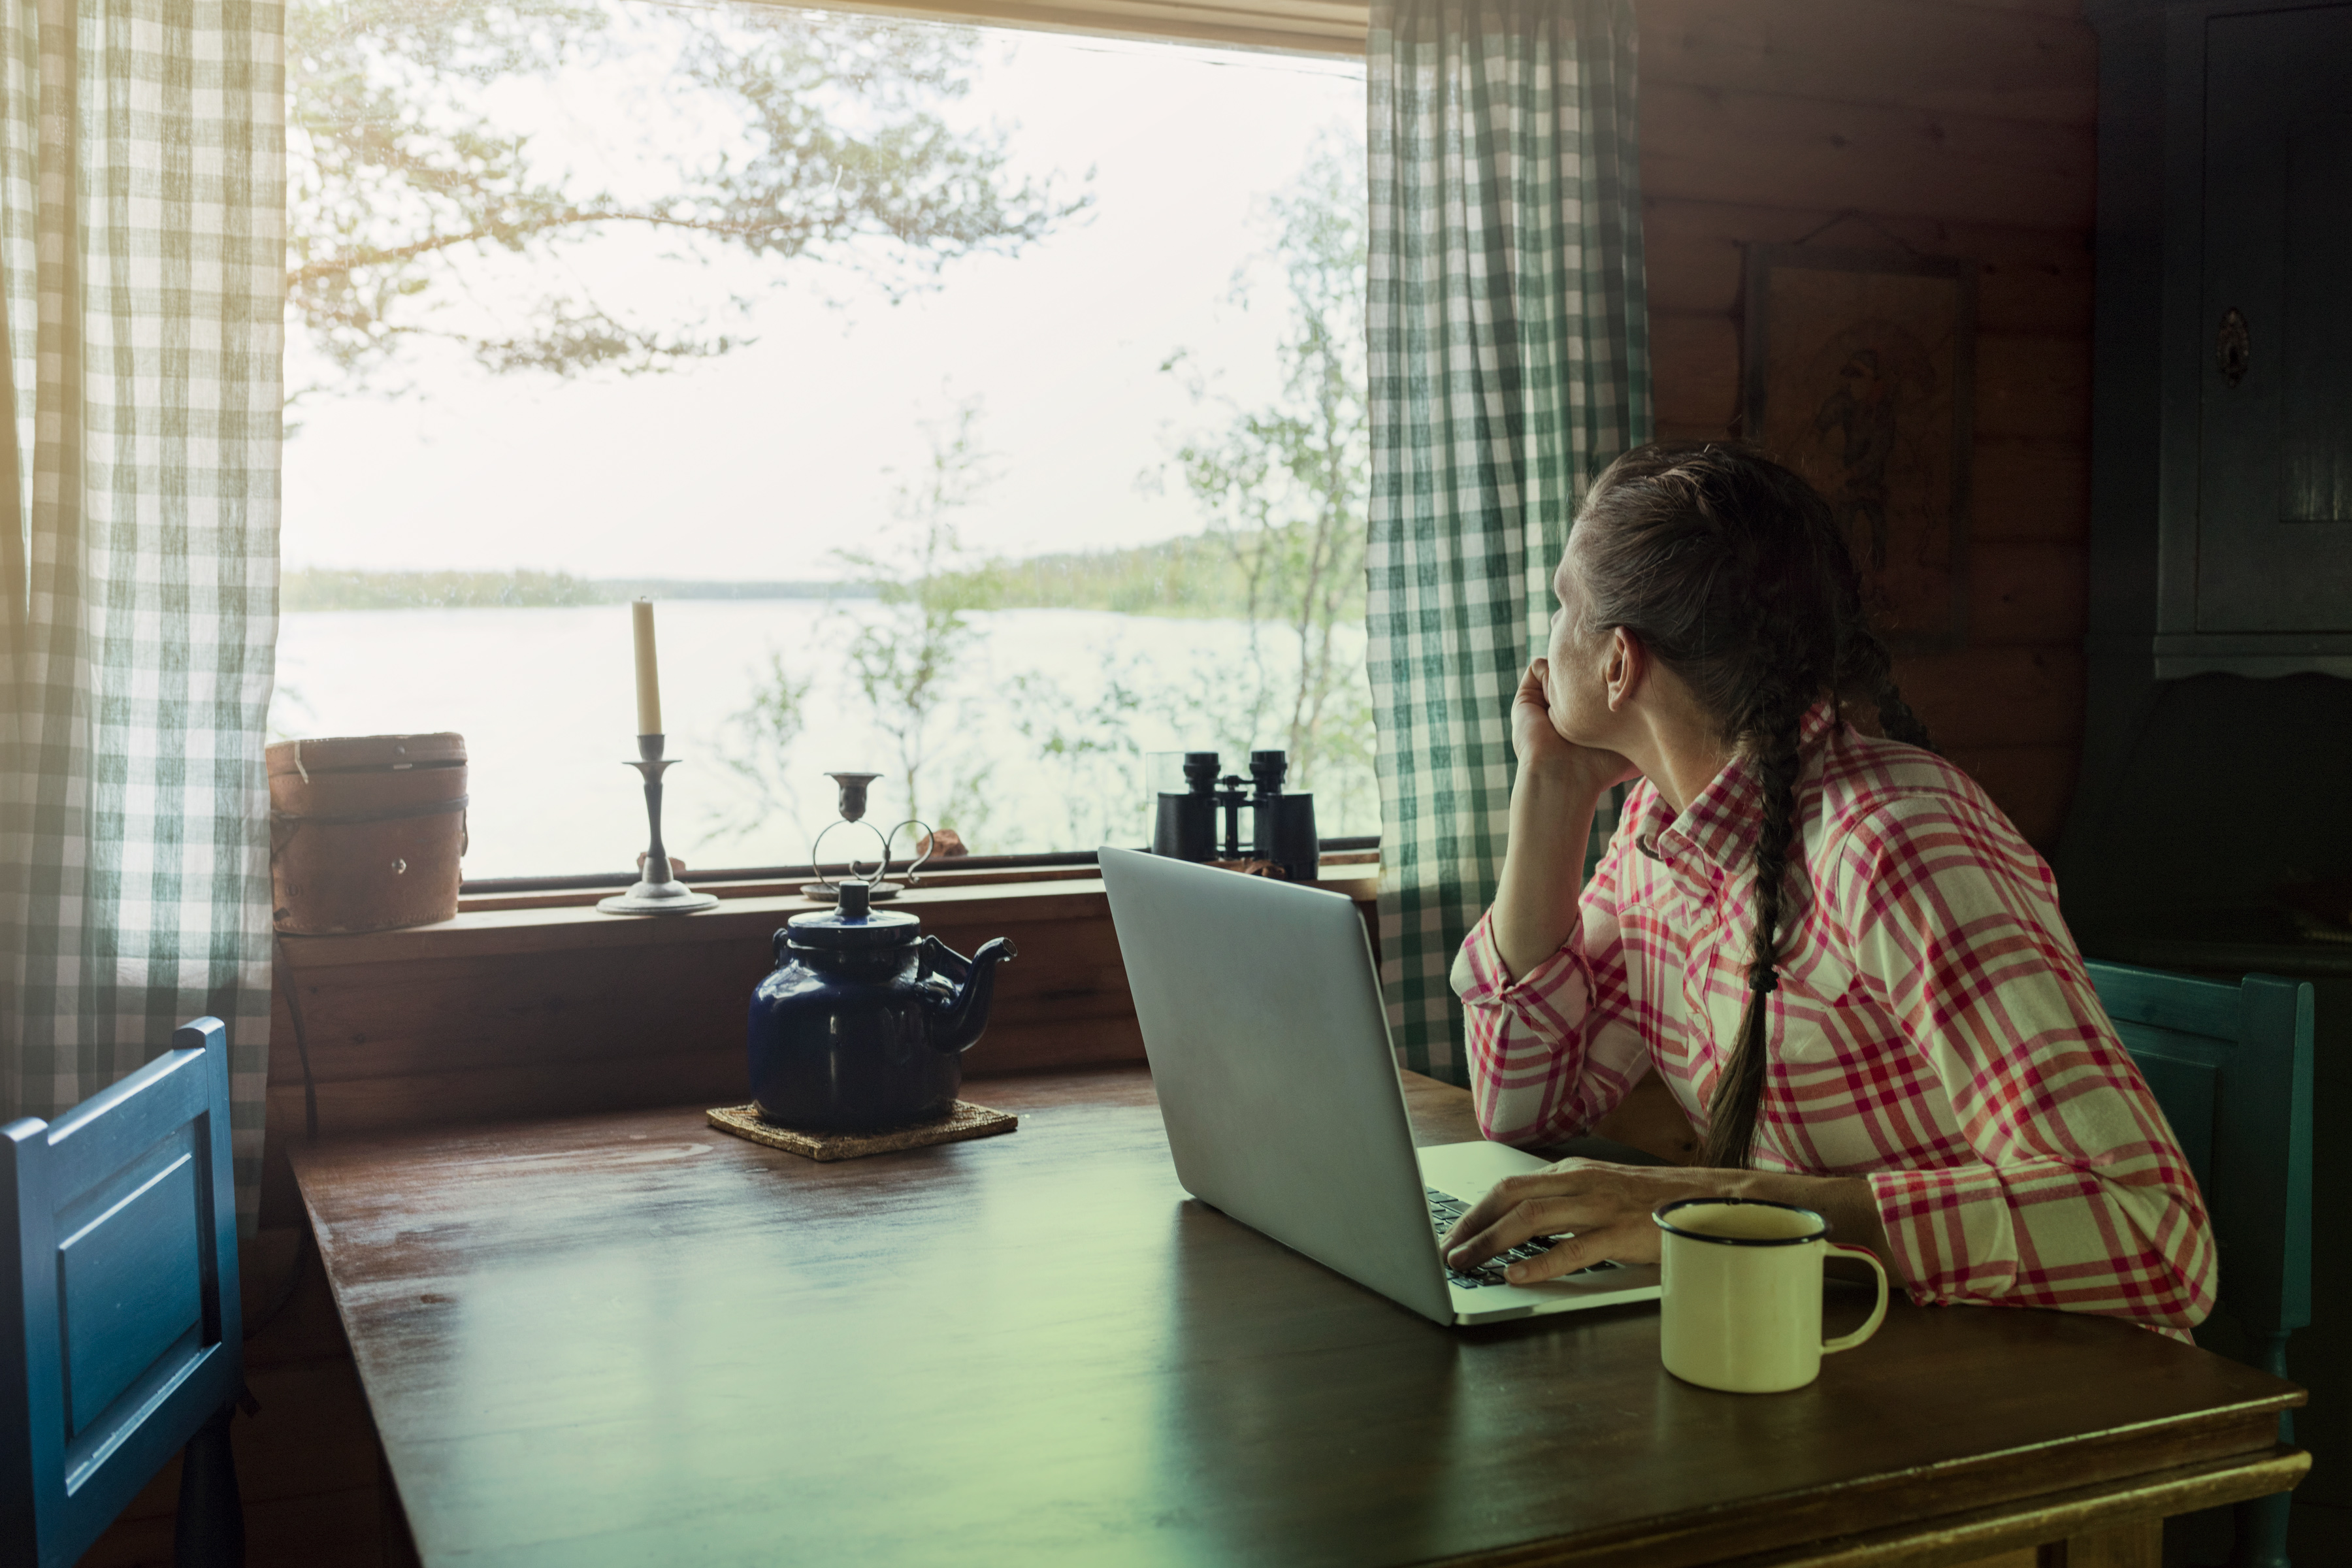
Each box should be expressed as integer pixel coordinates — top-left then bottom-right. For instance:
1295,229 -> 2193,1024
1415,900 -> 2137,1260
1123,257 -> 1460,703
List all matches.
1450,708 -> 2216,1336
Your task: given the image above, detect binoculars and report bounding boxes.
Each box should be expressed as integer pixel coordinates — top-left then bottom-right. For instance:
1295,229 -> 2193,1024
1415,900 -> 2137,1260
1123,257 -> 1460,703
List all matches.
1151,750 -> 1320,884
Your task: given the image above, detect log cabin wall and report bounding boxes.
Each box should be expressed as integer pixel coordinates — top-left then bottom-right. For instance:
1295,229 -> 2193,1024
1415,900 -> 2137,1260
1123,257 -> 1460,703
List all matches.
84,7 -> 2103,1562
1639,0 -> 2097,849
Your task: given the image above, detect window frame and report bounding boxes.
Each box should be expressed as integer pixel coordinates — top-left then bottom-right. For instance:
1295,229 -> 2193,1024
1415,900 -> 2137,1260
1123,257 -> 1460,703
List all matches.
748,0 -> 1365,59
289,0 -> 1375,897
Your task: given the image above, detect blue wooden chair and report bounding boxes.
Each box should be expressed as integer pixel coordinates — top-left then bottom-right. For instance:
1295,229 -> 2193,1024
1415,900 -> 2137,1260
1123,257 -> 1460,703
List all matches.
2087,962 -> 2315,1568
0,1017 -> 247,1567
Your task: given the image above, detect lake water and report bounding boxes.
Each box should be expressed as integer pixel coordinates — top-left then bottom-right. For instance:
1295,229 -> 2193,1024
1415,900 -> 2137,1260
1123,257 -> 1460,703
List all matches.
272,602 -> 1376,881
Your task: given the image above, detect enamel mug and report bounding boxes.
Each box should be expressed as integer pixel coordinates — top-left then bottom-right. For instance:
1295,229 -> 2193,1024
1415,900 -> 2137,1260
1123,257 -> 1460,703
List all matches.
1652,1198 -> 1890,1394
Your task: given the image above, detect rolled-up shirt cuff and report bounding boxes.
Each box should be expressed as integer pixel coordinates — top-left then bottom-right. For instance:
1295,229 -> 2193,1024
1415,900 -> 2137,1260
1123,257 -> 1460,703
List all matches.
1866,1165 -> 2201,1342
1867,1164 -> 2016,1307
1453,911 -> 1587,1030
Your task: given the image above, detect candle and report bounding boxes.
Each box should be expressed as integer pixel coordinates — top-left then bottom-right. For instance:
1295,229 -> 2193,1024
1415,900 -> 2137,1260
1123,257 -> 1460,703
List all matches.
631,598 -> 662,735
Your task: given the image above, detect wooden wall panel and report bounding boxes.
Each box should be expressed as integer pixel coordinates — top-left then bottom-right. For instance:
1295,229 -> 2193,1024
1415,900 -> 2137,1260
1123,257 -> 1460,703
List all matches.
1976,336 -> 2093,443
1974,438 -> 2089,543
265,915 -> 1138,1093
1641,0 -> 2097,124
1891,646 -> 2084,752
1972,542 -> 2089,645
1939,745 -> 2080,849
1637,0 -> 2097,852
1641,84 -> 2095,233
1650,311 -> 1740,430
1642,199 -> 2093,336
1936,0 -> 2089,15
1650,334 -> 2097,474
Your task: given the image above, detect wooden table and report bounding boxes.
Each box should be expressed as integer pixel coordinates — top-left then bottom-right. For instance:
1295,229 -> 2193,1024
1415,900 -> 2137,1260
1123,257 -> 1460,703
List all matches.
289,1068 -> 2306,1567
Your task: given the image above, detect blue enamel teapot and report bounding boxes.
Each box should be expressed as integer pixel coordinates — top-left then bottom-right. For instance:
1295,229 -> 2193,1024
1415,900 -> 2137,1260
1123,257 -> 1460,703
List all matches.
747,880 -> 1017,1129
745,776 -> 1016,1129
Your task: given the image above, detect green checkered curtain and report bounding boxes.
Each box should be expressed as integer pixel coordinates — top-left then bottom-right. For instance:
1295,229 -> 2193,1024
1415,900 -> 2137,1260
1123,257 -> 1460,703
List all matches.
1367,0 -> 1648,1081
0,0 -> 284,1229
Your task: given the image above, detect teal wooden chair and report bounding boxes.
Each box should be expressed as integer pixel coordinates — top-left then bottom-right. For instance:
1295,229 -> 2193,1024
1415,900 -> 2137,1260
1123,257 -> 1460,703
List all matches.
2087,962 -> 2314,1568
0,1018 -> 247,1567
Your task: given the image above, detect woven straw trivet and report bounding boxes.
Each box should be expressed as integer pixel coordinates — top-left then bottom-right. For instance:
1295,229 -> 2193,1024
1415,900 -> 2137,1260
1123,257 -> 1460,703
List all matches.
707,1100 -> 1018,1162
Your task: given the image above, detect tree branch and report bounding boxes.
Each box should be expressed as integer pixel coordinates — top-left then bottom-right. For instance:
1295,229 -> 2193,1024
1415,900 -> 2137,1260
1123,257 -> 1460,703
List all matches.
290,206 -> 830,290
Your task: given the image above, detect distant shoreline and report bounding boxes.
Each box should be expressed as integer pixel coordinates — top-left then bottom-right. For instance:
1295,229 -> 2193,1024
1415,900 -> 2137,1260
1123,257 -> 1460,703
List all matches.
282,536 -> 1362,623
282,570 -> 875,612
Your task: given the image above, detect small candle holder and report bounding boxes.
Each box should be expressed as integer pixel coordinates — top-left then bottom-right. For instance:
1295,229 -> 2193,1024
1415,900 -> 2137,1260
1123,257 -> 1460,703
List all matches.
596,734 -> 719,916
799,770 -> 937,904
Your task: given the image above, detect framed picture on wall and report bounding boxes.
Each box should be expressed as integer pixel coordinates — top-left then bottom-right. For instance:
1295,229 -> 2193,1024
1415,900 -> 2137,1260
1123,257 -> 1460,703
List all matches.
1741,245 -> 1976,653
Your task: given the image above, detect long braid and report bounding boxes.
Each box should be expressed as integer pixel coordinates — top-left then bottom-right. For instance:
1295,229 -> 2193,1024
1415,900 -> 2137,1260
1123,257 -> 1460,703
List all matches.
1828,604 -> 1935,751
1854,634 -> 1935,751
1818,497 -> 1936,753
1700,636 -> 1814,1169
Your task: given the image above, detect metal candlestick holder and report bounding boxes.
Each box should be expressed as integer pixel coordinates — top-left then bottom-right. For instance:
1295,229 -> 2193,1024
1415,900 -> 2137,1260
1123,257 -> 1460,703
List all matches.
798,770 -> 936,904
596,734 -> 718,915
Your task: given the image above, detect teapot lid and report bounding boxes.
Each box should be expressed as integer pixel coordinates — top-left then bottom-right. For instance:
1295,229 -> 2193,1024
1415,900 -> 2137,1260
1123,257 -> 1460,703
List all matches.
785,880 -> 920,949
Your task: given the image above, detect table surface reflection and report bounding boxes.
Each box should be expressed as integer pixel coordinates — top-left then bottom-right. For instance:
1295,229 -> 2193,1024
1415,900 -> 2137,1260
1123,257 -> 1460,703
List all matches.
290,1066 -> 2301,1567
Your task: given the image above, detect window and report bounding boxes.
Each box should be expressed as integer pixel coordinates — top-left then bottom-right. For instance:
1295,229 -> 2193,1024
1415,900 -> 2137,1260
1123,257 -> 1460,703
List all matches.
279,1 -> 1371,881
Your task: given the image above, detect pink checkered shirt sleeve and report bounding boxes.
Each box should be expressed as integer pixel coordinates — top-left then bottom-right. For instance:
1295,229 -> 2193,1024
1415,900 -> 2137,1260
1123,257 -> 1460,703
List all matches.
1450,809 -> 1654,1146
1838,796 -> 2217,1331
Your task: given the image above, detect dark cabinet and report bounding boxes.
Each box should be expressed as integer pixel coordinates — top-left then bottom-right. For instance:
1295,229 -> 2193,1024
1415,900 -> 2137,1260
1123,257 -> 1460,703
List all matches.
2068,0 -> 2352,928
2195,6 -> 2352,640
2085,0 -> 2352,678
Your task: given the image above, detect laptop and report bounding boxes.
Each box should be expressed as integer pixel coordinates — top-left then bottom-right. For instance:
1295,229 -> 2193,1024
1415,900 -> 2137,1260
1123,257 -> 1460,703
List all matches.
1098,846 -> 1662,1327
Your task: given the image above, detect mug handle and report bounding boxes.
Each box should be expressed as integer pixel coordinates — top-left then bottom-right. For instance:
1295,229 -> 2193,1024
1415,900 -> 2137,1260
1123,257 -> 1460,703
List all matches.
1821,1243 -> 1890,1354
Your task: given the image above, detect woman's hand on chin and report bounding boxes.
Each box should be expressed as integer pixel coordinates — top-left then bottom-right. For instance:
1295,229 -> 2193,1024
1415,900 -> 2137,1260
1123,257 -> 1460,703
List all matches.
1441,1159 -> 1728,1282
1513,659 -> 1639,800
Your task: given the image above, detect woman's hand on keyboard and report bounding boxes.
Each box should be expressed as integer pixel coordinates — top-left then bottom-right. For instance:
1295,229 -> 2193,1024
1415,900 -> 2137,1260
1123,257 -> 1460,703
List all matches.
1443,1160 -> 1893,1286
1440,1160 -> 1723,1282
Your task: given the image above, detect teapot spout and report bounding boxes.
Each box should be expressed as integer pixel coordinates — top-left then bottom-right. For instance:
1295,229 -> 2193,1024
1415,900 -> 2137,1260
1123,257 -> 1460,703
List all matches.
923,935 -> 1019,1055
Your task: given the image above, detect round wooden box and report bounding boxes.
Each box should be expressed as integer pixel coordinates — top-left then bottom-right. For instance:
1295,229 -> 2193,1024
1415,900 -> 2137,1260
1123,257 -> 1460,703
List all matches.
267,733 -> 467,934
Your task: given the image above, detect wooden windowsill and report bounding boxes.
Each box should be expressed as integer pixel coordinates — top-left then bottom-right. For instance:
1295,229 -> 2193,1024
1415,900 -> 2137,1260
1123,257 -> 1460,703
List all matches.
455,849 -> 1379,914
276,858 -> 1381,970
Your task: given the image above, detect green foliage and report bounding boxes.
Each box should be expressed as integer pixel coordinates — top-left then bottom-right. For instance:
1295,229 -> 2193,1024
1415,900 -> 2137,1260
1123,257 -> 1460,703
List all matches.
685,138 -> 1379,857
280,568 -> 854,609
1002,642 -> 1269,851
290,0 -> 1085,395
883,135 -> 1378,847
282,566 -> 606,609
717,399 -> 1002,849
836,399 -> 1001,834
1004,658 -> 1156,850
1153,136 -> 1371,794
713,649 -> 814,849
932,534 -> 1264,619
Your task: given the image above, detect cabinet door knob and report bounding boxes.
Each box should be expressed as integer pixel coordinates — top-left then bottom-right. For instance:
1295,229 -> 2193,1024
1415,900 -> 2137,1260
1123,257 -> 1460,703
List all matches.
2217,306 -> 2251,388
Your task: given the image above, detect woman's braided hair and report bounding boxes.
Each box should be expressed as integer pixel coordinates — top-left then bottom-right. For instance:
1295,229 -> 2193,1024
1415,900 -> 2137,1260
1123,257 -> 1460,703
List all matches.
1573,442 -> 1933,1169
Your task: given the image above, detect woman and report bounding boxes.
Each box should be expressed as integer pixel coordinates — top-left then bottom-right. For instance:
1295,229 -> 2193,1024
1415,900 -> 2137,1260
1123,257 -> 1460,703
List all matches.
1439,443 -> 2213,1336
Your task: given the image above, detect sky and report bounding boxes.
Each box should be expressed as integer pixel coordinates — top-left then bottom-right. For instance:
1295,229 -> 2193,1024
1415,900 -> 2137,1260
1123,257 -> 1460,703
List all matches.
282,9 -> 1366,582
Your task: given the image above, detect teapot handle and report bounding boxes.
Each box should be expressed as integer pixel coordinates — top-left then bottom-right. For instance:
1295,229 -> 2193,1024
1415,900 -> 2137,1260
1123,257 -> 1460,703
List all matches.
919,934 -> 971,982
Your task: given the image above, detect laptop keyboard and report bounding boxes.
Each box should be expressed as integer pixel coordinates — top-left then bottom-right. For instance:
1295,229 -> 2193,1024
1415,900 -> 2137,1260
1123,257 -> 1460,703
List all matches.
1428,1187 -> 1616,1288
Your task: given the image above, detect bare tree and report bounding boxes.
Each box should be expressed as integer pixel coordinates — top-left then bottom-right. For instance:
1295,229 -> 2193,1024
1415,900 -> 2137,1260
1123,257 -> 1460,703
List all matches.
716,399 -> 1001,852
291,0 -> 1085,396
834,399 -> 1000,832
